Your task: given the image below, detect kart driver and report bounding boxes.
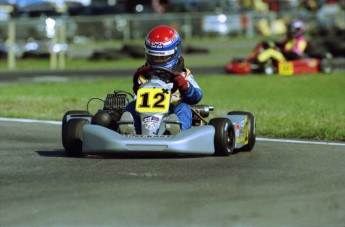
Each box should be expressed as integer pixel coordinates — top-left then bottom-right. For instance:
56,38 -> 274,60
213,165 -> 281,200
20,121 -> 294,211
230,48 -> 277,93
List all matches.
121,25 -> 203,135
280,20 -> 308,60
249,20 -> 308,64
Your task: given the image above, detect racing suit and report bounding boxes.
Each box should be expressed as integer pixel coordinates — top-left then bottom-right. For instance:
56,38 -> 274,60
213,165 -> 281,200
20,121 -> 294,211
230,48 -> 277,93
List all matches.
126,57 -> 203,133
282,36 -> 308,60
254,36 -> 308,63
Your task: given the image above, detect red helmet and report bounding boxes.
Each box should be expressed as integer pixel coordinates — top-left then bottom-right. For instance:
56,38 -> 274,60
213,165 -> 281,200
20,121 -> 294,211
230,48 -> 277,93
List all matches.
145,25 -> 182,70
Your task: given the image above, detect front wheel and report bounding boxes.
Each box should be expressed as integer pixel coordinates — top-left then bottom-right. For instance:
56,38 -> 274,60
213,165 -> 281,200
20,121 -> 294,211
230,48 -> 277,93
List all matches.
209,118 -> 235,156
228,111 -> 256,152
263,59 -> 275,75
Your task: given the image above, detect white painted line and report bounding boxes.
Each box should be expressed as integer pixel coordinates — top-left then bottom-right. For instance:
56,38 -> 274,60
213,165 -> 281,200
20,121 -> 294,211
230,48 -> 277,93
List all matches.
0,117 -> 344,146
256,137 -> 345,146
0,117 -> 61,125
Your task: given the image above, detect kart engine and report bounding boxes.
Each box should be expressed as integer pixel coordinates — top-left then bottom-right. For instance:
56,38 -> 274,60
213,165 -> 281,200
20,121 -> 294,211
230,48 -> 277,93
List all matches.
92,91 -> 131,130
191,105 -> 214,126
103,92 -> 129,114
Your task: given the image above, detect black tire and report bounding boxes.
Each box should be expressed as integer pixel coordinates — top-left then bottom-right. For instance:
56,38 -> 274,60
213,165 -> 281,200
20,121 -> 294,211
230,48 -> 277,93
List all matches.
263,59 -> 275,75
227,111 -> 256,152
320,58 -> 333,74
209,118 -> 236,156
62,118 -> 89,157
62,110 -> 90,146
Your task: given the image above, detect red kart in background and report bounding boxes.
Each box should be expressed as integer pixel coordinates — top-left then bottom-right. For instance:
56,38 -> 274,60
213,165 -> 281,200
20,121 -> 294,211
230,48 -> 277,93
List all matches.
224,42 -> 333,76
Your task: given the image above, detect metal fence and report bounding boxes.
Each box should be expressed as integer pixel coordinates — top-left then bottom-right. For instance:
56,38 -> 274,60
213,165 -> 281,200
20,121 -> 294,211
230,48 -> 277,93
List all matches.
1,10 -> 318,40
1,12 -> 244,41
0,9 -> 322,70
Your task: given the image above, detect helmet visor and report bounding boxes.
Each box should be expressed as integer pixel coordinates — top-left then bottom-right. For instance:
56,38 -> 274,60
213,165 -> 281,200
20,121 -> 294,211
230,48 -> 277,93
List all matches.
145,48 -> 175,64
146,53 -> 174,64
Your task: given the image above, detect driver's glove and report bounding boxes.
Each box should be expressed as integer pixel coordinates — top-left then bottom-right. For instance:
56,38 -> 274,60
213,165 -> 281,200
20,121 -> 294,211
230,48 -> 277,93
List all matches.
132,66 -> 151,94
173,72 -> 189,91
136,65 -> 151,75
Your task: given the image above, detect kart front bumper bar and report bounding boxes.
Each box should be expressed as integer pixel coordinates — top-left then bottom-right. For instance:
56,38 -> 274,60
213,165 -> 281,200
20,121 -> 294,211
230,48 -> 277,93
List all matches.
82,125 -> 216,155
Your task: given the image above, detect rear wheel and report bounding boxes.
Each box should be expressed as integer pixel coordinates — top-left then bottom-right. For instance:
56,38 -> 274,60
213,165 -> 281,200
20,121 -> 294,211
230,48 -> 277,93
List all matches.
209,118 -> 235,156
228,111 -> 256,152
320,58 -> 333,74
62,110 -> 90,148
62,118 -> 89,157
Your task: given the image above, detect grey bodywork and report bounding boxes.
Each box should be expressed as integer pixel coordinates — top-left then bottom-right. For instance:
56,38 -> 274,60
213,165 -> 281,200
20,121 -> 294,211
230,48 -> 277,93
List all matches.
82,124 -> 216,155
76,113 -> 250,155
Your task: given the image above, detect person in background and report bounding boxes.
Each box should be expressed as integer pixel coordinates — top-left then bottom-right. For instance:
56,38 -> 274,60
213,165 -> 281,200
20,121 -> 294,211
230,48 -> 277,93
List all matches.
279,20 -> 308,60
248,19 -> 308,65
120,25 -> 203,135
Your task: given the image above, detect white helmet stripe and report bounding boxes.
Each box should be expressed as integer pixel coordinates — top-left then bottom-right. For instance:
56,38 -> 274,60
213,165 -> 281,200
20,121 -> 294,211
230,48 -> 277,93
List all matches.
145,48 -> 175,56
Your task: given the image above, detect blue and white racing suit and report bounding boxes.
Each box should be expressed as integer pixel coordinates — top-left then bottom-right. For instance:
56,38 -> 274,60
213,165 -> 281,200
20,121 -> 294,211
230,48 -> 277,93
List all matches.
126,68 -> 203,133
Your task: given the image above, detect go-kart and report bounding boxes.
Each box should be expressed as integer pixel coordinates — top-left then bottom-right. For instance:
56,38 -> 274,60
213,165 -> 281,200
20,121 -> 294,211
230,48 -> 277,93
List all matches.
224,42 -> 333,75
62,66 -> 256,157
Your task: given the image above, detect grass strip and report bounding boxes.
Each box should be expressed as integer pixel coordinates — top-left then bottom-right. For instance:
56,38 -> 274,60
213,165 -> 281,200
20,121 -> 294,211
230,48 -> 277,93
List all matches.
1,72 -> 344,142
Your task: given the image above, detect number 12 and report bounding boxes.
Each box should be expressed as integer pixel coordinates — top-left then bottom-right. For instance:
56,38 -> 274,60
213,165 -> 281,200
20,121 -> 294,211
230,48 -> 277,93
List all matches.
139,92 -> 166,108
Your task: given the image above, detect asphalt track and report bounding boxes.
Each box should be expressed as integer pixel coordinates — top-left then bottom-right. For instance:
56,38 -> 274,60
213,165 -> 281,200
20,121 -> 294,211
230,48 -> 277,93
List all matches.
1,120 -> 345,226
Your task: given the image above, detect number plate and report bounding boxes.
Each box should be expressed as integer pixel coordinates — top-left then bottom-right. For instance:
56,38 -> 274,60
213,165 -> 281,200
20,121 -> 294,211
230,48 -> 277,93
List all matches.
136,88 -> 170,113
278,61 -> 294,75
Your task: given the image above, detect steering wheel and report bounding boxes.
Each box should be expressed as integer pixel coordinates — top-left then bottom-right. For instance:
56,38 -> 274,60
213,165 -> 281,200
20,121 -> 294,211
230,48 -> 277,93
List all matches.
146,65 -> 177,81
133,65 -> 177,89
149,65 -> 176,76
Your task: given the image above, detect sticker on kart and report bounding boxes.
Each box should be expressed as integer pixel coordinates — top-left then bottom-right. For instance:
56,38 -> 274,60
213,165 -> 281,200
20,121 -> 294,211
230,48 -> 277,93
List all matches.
235,117 -> 249,144
136,88 -> 170,113
143,116 -> 160,130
